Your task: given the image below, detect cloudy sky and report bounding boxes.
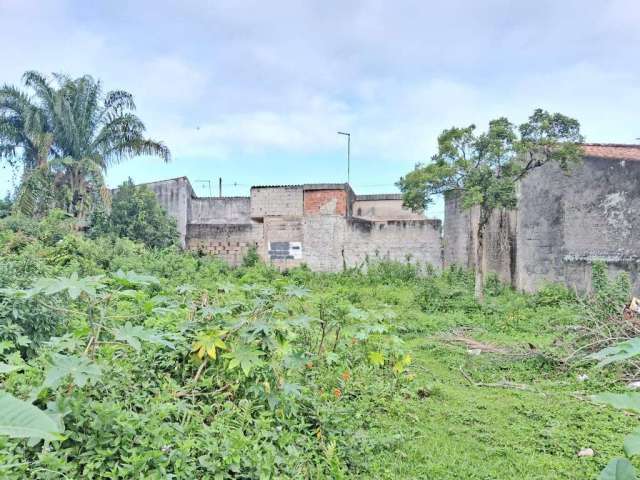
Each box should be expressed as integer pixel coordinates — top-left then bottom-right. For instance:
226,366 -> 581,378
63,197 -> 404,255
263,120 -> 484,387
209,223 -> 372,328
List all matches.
1,0 -> 639,217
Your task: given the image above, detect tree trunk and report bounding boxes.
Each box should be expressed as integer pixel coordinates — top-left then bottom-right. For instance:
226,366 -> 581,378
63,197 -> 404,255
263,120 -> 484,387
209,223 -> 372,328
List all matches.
474,218 -> 486,302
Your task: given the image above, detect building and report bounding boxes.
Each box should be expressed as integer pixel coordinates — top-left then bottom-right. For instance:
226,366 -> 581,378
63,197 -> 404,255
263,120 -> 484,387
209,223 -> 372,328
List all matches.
444,144 -> 640,293
144,178 -> 442,271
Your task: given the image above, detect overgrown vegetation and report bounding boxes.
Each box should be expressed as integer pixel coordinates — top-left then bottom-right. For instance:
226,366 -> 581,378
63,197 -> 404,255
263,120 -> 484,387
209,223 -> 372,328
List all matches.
1,215 -> 640,479
89,179 -> 178,249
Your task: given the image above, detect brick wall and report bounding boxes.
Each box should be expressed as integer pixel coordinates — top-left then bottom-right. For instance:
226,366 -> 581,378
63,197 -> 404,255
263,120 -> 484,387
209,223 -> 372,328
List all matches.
303,189 -> 348,216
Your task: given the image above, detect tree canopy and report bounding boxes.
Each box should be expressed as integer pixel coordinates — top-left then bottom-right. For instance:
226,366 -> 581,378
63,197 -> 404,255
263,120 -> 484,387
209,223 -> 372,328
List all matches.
398,109 -> 584,299
0,71 -> 170,218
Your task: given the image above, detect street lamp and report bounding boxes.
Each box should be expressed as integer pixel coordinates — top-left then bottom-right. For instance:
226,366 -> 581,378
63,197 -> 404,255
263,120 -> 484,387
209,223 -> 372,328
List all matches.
337,131 -> 351,184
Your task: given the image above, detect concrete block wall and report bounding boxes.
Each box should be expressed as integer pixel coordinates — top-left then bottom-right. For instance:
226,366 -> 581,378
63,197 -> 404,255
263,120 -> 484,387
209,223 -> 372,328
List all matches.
302,216 -> 442,272
186,223 -> 263,265
263,216 -> 304,269
250,186 -> 304,218
343,219 -> 442,269
190,197 -> 251,224
144,177 -> 443,273
353,194 -> 425,221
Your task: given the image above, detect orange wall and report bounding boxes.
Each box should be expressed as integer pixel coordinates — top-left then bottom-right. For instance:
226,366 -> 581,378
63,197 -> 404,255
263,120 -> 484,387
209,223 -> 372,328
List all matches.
303,190 -> 348,216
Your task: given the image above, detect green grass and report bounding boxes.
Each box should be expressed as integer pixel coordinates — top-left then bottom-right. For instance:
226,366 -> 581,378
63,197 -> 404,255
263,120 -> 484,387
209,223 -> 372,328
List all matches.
0,217 -> 636,479
334,281 -> 636,479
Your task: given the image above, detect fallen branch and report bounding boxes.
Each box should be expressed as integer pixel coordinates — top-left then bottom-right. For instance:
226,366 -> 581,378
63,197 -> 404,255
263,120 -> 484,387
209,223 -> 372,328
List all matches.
459,366 -> 544,395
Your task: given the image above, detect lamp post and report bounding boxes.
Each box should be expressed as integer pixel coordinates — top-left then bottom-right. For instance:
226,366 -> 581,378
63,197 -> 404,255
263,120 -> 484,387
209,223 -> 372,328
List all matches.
337,131 -> 351,184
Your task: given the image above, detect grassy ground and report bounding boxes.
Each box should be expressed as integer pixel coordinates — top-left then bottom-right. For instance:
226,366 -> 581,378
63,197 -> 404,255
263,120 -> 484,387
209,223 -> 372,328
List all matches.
337,280 -> 636,479
1,217 -> 635,478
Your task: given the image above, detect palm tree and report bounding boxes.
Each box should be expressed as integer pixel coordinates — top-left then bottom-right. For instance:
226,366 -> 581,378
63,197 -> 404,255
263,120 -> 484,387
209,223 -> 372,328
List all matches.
0,71 -> 170,217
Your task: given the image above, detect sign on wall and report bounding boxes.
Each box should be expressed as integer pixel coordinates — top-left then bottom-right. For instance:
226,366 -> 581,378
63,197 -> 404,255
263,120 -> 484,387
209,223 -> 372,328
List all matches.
268,241 -> 302,260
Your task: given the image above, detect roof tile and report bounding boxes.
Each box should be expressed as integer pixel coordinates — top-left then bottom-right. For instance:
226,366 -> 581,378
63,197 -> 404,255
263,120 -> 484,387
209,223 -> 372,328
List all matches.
582,143 -> 640,161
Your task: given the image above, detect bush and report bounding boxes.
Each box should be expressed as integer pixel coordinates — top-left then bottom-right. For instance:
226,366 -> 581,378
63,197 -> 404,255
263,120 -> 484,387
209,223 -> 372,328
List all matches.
89,179 -> 178,249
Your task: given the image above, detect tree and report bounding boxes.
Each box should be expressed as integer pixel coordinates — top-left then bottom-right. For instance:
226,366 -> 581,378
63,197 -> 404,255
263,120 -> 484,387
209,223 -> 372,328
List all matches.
397,109 -> 583,300
0,71 -> 170,218
89,179 -> 178,249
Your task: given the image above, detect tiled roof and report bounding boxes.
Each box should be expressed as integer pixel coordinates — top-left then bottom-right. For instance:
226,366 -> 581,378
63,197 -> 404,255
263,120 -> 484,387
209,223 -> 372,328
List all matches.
582,143 -> 640,161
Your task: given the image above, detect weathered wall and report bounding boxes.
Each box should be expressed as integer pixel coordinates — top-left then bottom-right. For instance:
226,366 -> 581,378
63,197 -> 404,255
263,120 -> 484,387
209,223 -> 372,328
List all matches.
250,186 -> 304,218
144,177 -> 193,246
190,197 -> 251,224
443,191 -> 473,268
302,216 -> 442,272
443,156 -> 640,293
263,217 -> 305,269
303,189 -> 348,216
353,195 -> 425,221
517,157 -> 640,293
186,223 -> 263,265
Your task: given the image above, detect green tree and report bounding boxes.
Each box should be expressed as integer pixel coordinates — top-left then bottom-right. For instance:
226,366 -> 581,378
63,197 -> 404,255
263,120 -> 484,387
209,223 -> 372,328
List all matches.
89,179 -> 178,249
397,109 -> 583,300
0,71 -> 170,218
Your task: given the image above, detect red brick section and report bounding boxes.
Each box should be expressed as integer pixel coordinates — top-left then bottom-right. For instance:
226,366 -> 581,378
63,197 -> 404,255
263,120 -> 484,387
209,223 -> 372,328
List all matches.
582,143 -> 640,161
303,190 -> 347,216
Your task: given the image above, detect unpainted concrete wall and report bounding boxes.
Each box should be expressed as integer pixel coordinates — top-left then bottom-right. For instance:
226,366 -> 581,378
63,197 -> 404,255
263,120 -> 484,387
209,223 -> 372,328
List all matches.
190,197 -> 251,224
145,177 -> 193,247
302,216 -> 442,272
443,157 -> 640,293
250,187 -> 303,218
353,195 -> 425,221
186,223 -> 262,265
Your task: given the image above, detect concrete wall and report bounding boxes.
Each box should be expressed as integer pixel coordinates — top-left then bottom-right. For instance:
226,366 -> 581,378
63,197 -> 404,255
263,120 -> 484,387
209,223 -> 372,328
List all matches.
250,186 -> 304,219
190,197 -> 251,224
517,157 -> 640,293
353,194 -> 425,221
443,156 -> 640,293
302,216 -> 442,272
144,177 -> 193,246
186,223 -> 262,265
144,177 -> 443,273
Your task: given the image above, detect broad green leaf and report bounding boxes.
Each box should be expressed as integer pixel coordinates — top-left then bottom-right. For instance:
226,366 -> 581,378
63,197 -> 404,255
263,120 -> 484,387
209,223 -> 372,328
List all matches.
28,273 -> 104,300
0,393 -> 63,441
625,430 -> 640,457
284,285 -> 310,298
224,343 -> 265,376
112,270 -> 160,288
114,322 -> 174,352
0,364 -> 24,374
368,351 -> 385,367
592,393 -> 640,413
590,339 -> 640,368
282,383 -> 302,398
43,354 -> 102,390
599,458 -> 637,480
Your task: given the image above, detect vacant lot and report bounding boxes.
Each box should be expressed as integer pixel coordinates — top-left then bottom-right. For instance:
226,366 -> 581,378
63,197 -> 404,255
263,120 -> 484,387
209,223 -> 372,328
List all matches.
0,218 -> 634,479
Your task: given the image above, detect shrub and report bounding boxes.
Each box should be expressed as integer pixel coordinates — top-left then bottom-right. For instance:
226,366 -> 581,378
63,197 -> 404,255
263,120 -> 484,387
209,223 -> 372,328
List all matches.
89,179 -> 178,249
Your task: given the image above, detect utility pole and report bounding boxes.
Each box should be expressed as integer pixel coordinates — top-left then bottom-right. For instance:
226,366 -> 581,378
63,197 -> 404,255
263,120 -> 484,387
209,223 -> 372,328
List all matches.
338,131 -> 351,184
218,177 -> 222,198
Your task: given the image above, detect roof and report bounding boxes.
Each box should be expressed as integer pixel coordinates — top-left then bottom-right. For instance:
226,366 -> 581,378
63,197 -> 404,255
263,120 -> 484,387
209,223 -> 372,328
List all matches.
356,194 -> 403,201
582,143 -> 640,161
250,183 -> 354,192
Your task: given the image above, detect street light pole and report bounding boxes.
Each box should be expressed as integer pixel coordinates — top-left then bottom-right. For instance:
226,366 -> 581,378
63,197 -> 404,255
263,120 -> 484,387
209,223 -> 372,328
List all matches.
337,131 -> 351,184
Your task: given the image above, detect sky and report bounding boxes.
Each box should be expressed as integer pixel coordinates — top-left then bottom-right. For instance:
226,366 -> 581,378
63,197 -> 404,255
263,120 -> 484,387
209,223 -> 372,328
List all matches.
1,0 -> 640,219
